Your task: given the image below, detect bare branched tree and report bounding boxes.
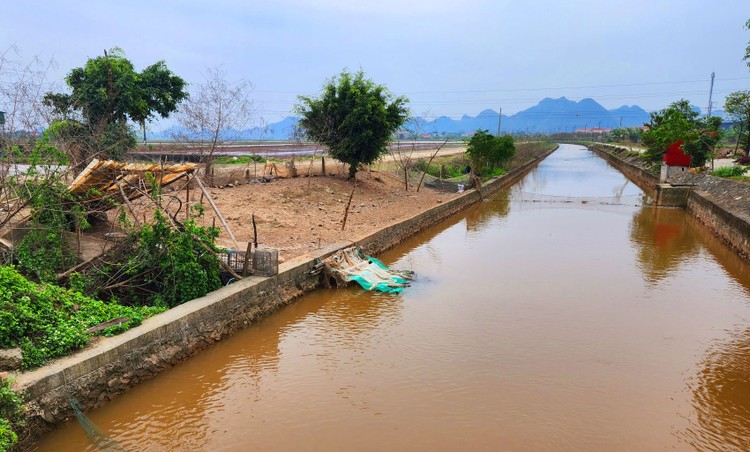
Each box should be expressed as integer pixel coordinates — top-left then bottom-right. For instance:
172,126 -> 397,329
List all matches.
176,67 -> 254,185
389,114 -> 428,191
0,45 -> 57,153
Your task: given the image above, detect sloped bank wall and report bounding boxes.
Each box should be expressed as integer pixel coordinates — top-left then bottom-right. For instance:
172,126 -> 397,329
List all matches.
588,143 -> 658,194
14,146 -> 556,448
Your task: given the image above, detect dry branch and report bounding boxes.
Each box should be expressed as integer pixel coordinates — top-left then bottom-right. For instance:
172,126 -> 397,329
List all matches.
416,139 -> 449,192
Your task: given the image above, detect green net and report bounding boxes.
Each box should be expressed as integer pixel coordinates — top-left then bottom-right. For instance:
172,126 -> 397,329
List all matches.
321,247 -> 414,293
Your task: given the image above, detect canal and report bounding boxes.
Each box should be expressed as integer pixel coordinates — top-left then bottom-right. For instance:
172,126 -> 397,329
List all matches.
35,144 -> 750,450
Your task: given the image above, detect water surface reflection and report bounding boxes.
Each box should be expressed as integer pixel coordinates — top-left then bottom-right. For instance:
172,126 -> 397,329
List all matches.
681,329 -> 750,450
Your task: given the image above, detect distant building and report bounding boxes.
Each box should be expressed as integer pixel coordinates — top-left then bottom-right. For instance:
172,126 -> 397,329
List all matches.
575,127 -> 612,133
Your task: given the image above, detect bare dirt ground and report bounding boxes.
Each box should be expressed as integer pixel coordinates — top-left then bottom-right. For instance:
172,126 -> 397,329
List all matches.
198,164 -> 458,263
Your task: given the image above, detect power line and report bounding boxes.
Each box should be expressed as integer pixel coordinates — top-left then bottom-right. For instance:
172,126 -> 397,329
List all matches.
250,76 -> 750,96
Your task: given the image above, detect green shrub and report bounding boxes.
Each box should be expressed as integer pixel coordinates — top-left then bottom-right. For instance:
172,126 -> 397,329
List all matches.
0,418 -> 18,451
15,228 -> 77,283
0,266 -> 164,369
713,165 -> 748,178
0,377 -> 24,450
413,158 -> 467,179
12,136 -> 88,283
466,130 -> 515,176
113,210 -> 222,308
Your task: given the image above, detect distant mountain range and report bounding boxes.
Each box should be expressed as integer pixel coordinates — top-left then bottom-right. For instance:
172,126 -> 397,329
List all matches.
148,97 -> 723,141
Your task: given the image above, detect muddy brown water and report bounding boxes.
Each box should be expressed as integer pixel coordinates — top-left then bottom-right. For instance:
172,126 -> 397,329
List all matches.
33,144 -> 750,451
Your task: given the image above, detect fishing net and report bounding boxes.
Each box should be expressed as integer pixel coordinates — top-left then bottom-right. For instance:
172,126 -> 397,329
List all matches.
70,399 -> 125,451
316,247 -> 414,293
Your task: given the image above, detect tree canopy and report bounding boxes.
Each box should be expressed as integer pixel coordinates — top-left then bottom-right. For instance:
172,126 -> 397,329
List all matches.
466,129 -> 515,176
296,70 -> 408,179
724,90 -> 750,155
44,48 -> 187,165
641,99 -> 721,167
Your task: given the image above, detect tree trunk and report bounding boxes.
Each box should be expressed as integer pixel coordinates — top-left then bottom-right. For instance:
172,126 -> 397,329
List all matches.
348,163 -> 357,179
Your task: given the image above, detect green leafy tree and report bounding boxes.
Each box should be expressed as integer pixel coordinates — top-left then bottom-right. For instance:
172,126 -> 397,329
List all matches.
641,99 -> 721,167
466,129 -> 515,176
745,19 -> 750,70
43,48 -> 187,167
724,90 -> 750,155
296,70 -> 408,179
609,127 -> 642,144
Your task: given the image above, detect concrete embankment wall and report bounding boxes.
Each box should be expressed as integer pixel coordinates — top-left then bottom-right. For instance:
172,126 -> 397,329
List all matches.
14,147 -> 557,446
588,143 -> 658,195
671,171 -> 750,261
589,143 -> 750,262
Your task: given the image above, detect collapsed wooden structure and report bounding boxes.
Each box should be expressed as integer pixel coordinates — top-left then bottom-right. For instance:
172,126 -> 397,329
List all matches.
1,158 -> 246,281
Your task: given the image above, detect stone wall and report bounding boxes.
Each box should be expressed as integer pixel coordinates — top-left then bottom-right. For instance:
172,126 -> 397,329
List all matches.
14,147 -> 556,448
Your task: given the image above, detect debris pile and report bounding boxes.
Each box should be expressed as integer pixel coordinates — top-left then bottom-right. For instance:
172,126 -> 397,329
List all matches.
315,247 -> 413,293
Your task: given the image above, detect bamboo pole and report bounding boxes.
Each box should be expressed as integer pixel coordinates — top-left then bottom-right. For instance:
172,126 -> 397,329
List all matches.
193,175 -> 239,250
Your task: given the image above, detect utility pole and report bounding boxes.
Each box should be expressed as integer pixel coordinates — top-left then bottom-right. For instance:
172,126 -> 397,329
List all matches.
619,116 -> 623,128
707,72 -> 715,117
496,107 -> 502,136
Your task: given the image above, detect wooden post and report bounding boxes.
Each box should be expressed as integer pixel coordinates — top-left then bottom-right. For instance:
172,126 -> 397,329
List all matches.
242,240 -> 252,276
252,213 -> 258,247
185,176 -> 190,218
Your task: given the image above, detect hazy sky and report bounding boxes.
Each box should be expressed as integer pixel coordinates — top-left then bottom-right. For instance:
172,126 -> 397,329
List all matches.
3,0 -> 750,128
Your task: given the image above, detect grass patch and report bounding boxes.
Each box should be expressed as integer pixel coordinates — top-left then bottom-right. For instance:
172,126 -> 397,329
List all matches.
214,154 -> 265,165
413,155 -> 468,179
713,165 -> 749,178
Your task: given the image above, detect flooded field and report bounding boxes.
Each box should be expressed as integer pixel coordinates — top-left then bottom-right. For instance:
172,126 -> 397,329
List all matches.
34,144 -> 750,450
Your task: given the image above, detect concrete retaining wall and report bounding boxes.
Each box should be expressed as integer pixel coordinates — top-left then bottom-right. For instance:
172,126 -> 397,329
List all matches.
668,171 -> 750,261
686,191 -> 750,261
588,143 -> 658,194
14,147 -> 556,447
588,143 -> 750,263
